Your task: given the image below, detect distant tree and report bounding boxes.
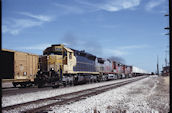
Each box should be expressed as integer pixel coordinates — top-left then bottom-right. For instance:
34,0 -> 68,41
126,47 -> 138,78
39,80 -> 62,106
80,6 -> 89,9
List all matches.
108,56 -> 125,64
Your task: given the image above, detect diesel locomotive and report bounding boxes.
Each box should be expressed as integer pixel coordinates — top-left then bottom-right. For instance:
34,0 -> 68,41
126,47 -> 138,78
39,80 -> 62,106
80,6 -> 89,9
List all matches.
34,44 -> 134,88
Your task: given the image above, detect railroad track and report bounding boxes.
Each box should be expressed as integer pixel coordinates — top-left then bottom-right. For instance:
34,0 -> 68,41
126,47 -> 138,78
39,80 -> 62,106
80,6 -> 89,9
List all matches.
2,76 -> 147,113
2,87 -> 16,89
2,86 -> 53,96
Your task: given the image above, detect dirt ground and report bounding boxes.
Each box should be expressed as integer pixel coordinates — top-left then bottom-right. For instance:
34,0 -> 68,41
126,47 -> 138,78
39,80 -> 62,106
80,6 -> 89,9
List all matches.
2,82 -> 13,88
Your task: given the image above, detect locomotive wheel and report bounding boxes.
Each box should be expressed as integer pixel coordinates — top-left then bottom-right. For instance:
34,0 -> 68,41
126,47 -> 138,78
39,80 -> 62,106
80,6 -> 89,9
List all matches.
89,79 -> 92,83
13,84 -> 16,88
52,85 -> 59,88
27,83 -> 33,87
38,83 -> 44,88
38,84 -> 42,88
69,81 -> 73,86
63,82 -> 67,87
20,83 -> 26,88
73,82 -> 78,86
12,83 -> 17,88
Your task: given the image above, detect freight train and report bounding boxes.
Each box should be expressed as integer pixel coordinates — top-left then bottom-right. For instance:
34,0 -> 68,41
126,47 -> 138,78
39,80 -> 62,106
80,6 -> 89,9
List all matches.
1,44 -> 149,88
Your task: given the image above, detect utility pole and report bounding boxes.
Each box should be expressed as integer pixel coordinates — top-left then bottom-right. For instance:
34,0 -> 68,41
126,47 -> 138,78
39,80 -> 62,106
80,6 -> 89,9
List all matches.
169,0 -> 171,77
165,50 -> 168,66
164,0 -> 171,112
157,56 -> 159,75
164,0 -> 171,74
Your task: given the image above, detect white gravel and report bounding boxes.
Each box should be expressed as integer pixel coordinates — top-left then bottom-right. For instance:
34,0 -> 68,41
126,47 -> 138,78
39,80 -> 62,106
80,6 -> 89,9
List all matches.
2,82 -> 13,88
2,76 -> 144,107
49,75 -> 169,113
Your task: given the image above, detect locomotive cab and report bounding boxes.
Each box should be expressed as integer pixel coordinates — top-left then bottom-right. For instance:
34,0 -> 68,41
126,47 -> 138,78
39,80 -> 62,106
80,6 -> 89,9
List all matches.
36,44 -> 76,87
43,44 -> 76,73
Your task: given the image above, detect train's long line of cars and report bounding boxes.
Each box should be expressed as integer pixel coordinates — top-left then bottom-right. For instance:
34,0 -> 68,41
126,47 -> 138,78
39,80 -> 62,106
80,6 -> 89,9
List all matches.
1,44 -> 149,88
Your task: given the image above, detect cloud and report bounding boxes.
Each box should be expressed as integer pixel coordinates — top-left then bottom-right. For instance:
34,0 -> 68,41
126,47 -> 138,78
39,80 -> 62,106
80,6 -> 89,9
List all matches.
2,25 -> 20,35
99,0 -> 141,12
76,0 -> 141,12
2,25 -> 10,33
53,0 -> 141,16
62,42 -> 70,46
145,0 -> 165,11
13,19 -> 43,28
16,43 -> 51,50
117,44 -> 149,50
106,49 -> 128,56
104,44 -> 149,57
54,3 -> 84,14
2,19 -> 43,35
3,12 -> 53,35
19,12 -> 54,22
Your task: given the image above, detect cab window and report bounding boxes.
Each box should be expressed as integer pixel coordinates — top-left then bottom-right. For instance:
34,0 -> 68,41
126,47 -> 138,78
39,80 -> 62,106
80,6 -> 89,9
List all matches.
69,52 -> 72,59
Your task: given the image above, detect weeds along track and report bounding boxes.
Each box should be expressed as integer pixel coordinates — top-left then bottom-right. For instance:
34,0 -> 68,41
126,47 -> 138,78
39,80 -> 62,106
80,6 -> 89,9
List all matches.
2,76 -> 147,113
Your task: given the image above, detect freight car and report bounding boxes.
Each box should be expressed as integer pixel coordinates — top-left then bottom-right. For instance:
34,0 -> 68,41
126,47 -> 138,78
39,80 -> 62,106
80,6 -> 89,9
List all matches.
132,66 -> 148,76
1,49 -> 39,87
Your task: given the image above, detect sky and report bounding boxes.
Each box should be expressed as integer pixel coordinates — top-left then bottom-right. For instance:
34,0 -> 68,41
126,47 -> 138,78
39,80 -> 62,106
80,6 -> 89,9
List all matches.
2,0 -> 169,73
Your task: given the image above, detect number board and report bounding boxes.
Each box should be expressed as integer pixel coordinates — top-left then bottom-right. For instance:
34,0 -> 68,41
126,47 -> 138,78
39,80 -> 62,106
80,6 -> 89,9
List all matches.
55,47 -> 62,51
